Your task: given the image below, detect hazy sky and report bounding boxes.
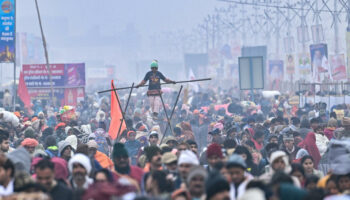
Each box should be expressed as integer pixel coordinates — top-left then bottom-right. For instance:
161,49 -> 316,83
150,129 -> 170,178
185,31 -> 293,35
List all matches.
17,0 -> 220,37
13,0 -> 226,83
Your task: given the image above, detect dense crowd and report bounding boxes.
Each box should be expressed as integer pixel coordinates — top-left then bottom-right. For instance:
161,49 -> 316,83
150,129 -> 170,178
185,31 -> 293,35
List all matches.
0,87 -> 350,200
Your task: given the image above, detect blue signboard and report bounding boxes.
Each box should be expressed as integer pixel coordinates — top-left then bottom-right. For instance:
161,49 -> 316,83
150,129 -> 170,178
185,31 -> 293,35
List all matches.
0,0 -> 15,63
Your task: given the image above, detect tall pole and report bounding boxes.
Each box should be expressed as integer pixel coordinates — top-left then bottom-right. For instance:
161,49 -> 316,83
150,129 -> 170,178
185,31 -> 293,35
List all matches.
334,0 -> 339,54
34,0 -> 54,105
241,4 -> 246,46
315,0 -> 320,44
275,8 -> 280,58
12,0 -> 16,111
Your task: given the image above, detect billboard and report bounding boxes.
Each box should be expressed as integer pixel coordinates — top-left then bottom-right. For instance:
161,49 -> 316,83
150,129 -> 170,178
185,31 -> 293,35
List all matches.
268,60 -> 284,90
347,31 -> 350,79
286,54 -> 295,75
310,43 -> 330,82
23,63 -> 85,88
0,0 -> 15,63
329,54 -> 347,80
23,64 -> 65,88
298,53 -> 312,78
64,63 -> 85,87
238,57 -> 264,90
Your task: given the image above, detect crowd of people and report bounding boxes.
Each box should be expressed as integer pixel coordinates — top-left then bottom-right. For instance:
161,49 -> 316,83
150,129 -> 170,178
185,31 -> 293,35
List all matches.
0,84 -> 350,200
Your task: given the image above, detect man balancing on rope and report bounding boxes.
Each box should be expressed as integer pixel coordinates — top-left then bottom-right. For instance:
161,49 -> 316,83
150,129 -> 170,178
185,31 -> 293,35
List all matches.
136,60 -> 176,119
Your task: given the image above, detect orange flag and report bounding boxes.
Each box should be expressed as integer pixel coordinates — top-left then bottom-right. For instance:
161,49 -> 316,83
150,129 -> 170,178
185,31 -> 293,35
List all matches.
108,80 -> 126,140
18,71 -> 31,108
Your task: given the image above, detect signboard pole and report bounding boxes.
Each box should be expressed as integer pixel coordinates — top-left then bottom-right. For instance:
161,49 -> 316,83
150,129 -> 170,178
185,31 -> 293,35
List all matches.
249,57 -> 255,102
12,0 -> 15,111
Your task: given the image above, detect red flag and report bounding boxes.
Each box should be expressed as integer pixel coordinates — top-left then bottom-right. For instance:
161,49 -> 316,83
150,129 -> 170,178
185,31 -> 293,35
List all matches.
18,71 -> 31,108
108,80 -> 126,140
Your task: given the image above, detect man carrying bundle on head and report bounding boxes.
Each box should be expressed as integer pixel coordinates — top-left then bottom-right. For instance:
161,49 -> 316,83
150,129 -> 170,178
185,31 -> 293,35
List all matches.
136,60 -> 175,119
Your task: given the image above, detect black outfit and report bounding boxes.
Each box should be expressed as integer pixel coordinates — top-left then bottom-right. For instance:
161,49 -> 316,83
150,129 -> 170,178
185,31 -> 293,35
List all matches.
143,71 -> 166,90
50,181 -> 73,200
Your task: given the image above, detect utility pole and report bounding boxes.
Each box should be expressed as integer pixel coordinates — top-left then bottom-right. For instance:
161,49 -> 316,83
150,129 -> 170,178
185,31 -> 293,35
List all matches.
334,0 -> 339,54
35,0 -> 54,105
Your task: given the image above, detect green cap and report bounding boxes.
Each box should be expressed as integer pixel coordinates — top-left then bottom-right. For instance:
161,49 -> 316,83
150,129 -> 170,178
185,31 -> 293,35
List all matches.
150,60 -> 158,68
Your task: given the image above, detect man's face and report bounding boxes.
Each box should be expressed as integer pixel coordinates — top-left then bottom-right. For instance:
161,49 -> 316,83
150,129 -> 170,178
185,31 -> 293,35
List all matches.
36,168 -> 55,191
166,161 -> 178,171
207,155 -> 222,168
72,163 -> 87,183
284,140 -> 294,151
24,146 -> 35,154
166,141 -> 177,149
149,135 -> 158,146
227,167 -> 245,184
190,144 -> 198,155
189,175 -> 205,197
272,157 -> 286,171
114,156 -> 129,169
151,67 -> 157,72
62,146 -> 72,158
269,137 -> 278,144
177,144 -> 188,152
338,176 -> 350,192
311,122 -> 319,131
151,152 -> 162,168
0,139 -> 9,153
128,133 -> 136,141
0,167 -> 11,186
179,163 -> 192,180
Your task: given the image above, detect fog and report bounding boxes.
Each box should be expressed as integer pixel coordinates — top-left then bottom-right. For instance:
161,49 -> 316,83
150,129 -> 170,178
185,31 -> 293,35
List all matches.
13,0 -> 219,87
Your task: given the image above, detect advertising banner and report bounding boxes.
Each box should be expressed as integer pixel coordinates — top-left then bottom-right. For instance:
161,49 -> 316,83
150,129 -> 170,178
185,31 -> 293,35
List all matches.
23,63 -> 85,88
310,44 -> 330,82
329,54 -> 347,80
298,53 -> 311,78
0,0 -> 15,63
268,60 -> 284,90
286,54 -> 295,74
23,64 -> 65,87
28,88 -> 65,101
64,87 -> 85,106
346,31 -> 350,79
64,63 -> 85,87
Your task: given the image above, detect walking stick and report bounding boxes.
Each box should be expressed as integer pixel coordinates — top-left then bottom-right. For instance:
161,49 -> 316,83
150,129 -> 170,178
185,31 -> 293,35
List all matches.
160,85 -> 183,144
158,90 -> 175,139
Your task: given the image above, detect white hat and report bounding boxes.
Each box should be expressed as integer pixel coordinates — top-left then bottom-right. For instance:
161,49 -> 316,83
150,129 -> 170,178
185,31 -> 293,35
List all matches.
149,131 -> 158,138
178,150 -> 199,166
87,140 -> 98,149
68,153 -> 92,174
65,135 -> 78,150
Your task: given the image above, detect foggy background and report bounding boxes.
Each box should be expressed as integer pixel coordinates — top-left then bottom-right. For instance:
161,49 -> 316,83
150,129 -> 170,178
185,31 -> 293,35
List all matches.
1,0 -> 349,92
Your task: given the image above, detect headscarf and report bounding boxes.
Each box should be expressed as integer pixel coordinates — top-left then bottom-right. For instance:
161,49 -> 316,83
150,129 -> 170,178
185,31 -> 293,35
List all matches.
298,132 -> 321,168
